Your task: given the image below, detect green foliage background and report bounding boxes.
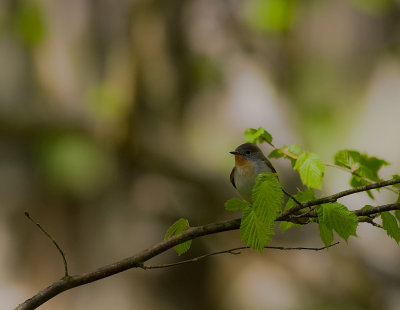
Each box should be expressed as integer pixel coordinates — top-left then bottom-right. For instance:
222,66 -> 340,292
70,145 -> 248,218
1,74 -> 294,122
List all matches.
1,0 -> 400,310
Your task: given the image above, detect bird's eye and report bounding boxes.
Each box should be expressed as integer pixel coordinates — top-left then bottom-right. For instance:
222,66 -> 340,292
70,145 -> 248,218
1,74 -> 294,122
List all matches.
245,151 -> 250,155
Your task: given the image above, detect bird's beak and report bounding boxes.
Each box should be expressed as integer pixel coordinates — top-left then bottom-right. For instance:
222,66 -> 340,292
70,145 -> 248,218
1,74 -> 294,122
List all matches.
229,151 -> 240,155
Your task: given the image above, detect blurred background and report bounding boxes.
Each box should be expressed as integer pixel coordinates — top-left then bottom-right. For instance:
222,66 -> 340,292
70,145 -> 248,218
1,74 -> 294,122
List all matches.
1,0 -> 400,309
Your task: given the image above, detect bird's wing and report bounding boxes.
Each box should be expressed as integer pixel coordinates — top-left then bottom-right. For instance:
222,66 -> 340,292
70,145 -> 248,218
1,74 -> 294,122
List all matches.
263,157 -> 277,173
230,166 -> 236,188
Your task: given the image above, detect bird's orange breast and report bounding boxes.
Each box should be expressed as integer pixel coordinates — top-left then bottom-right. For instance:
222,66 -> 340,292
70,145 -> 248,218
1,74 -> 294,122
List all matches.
234,155 -> 253,168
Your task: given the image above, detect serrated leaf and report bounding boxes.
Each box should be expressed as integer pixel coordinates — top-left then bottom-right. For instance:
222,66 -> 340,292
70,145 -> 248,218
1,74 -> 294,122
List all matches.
240,172 -> 283,251
317,203 -> 358,242
334,150 -> 361,170
252,173 -> 284,214
381,212 -> 400,244
294,152 -> 325,189
164,218 -> 192,255
240,208 -> 271,251
244,127 -> 273,144
336,150 -> 389,196
318,221 -> 334,247
360,155 -> 389,181
356,165 -> 379,183
225,198 -> 251,211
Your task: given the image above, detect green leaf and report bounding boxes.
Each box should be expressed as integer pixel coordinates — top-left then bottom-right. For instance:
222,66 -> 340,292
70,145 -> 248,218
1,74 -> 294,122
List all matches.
358,155 -> 389,181
381,212 -> 400,244
251,173 -> 284,216
394,210 -> 400,223
361,205 -> 374,210
335,150 -> 389,194
164,218 -> 192,255
294,152 -> 325,189
240,172 -> 283,251
318,221 -> 334,247
334,150 -> 361,170
279,221 -> 302,232
279,221 -> 294,232
392,174 -> 400,188
288,144 -> 302,156
244,127 -> 273,144
350,176 -> 374,199
317,203 -> 358,243
267,144 -> 301,166
288,158 -> 297,168
268,148 -> 284,159
225,198 -> 251,211
240,208 -> 272,251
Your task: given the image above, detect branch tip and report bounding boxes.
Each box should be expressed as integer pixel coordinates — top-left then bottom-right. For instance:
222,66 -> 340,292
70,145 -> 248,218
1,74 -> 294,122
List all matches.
24,212 -> 69,277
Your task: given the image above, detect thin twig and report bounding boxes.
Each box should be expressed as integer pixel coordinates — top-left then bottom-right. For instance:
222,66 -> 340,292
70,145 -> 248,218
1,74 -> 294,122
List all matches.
140,242 -> 340,269
261,153 -> 304,207
358,217 -> 383,228
281,188 -> 304,208
268,142 -> 399,194
24,212 -> 69,277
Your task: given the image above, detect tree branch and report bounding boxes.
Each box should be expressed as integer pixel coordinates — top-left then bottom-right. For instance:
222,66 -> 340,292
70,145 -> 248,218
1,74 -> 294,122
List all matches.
16,178 -> 400,310
15,218 -> 242,310
280,178 -> 400,218
289,203 -> 400,220
354,203 -> 400,217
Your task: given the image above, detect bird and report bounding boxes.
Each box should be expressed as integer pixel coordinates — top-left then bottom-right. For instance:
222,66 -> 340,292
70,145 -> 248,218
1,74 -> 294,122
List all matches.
230,143 -> 276,202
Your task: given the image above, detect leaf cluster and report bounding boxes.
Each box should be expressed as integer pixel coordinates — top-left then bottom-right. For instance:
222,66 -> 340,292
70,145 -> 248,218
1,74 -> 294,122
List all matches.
334,150 -> 389,198
165,127 -> 400,254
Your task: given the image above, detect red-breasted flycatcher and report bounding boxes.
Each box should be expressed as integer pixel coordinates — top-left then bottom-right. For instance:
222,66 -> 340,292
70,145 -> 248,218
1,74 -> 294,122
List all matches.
230,143 -> 276,202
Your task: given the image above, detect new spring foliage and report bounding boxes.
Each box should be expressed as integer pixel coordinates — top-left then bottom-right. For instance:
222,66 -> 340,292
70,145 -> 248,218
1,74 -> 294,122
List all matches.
165,127 -> 400,254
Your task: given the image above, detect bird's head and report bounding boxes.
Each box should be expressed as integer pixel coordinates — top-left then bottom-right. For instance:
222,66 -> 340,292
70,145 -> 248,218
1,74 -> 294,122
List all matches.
229,143 -> 265,166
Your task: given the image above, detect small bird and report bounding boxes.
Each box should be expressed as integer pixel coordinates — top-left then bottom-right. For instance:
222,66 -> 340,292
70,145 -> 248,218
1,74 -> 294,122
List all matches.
230,143 -> 276,202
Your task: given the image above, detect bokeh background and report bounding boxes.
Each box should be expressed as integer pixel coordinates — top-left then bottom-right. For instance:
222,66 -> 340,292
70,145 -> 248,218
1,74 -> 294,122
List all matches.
2,0 -> 400,309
